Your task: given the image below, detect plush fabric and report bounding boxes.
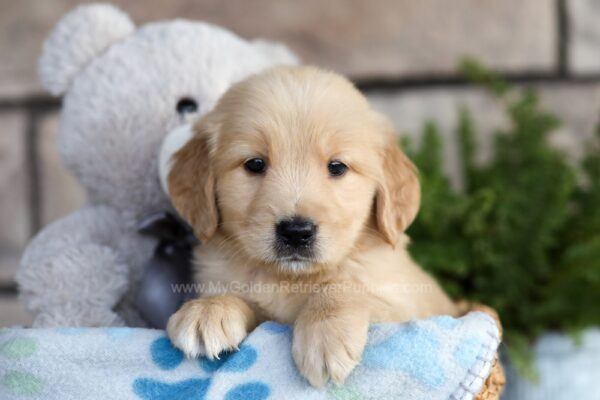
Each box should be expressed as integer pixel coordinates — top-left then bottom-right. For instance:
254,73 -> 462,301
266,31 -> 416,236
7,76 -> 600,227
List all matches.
0,312 -> 500,400
16,3 -> 297,328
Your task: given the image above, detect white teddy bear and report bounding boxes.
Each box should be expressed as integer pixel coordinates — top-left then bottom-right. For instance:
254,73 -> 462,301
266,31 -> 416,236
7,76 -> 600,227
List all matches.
16,3 -> 297,327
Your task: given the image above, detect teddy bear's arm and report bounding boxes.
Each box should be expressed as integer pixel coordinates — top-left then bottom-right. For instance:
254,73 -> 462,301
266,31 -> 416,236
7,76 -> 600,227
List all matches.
16,205 -> 130,327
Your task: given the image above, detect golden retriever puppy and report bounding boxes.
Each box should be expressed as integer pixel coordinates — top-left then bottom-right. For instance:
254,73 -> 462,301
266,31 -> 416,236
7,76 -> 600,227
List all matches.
166,66 -> 457,387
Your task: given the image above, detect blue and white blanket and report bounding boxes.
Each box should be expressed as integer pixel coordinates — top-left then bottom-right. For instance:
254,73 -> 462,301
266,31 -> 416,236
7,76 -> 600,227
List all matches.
0,312 -> 500,400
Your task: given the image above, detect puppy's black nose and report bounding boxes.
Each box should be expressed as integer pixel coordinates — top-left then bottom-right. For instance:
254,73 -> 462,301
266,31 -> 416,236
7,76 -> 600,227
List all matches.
276,217 -> 317,248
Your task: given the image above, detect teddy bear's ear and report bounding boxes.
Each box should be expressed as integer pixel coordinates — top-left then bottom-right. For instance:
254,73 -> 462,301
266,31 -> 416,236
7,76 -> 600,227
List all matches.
252,39 -> 300,66
38,4 -> 135,96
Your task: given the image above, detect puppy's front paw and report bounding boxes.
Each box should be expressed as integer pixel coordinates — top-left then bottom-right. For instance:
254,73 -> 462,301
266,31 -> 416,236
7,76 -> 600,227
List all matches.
166,296 -> 256,359
292,314 -> 368,387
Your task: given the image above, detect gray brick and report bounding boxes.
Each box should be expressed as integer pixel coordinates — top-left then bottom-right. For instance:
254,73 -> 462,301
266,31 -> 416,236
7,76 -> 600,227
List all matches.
38,113 -> 86,226
539,83 -> 600,156
567,0 -> 600,75
0,1 -> 61,99
0,253 -> 19,283
0,295 -> 33,327
368,82 -> 600,187
0,111 -> 29,284
0,0 -> 558,99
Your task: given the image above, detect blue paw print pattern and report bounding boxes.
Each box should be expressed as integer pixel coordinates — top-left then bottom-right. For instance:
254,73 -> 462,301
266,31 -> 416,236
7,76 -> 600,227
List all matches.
150,337 -> 184,370
199,354 -> 231,373
138,336 -> 265,400
260,321 -> 290,334
453,336 -> 484,369
362,322 -> 446,389
224,382 -> 270,400
133,378 -> 210,400
221,344 -> 257,372
133,337 -> 203,399
431,316 -> 460,330
199,344 -> 257,373
107,327 -> 135,339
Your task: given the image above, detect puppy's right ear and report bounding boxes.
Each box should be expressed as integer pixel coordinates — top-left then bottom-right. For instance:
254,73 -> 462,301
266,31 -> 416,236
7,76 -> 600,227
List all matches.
168,124 -> 218,242
374,119 -> 421,247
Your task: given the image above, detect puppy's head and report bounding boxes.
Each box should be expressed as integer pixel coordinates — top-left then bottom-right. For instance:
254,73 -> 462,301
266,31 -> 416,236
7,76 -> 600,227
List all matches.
168,66 -> 419,273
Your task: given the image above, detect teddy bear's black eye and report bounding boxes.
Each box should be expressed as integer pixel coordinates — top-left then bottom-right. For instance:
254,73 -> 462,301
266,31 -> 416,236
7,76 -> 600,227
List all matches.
176,98 -> 198,115
244,158 -> 267,175
328,160 -> 348,177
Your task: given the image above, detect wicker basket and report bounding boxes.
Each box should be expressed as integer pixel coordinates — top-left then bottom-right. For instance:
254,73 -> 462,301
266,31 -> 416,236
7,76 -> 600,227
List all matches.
457,301 -> 506,400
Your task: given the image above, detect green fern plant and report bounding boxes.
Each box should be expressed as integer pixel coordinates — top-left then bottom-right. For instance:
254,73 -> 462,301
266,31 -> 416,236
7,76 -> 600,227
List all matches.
405,59 -> 600,378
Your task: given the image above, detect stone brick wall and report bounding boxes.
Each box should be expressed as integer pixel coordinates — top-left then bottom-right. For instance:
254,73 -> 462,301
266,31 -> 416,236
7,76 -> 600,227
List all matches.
1,0 -> 599,326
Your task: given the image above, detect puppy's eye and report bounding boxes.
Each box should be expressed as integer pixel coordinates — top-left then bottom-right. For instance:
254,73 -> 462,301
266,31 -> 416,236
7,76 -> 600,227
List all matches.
176,97 -> 198,115
328,160 -> 348,177
244,158 -> 267,174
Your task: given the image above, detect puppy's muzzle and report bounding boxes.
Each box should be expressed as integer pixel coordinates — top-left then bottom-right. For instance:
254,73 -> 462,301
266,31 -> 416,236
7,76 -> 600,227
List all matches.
275,216 -> 317,258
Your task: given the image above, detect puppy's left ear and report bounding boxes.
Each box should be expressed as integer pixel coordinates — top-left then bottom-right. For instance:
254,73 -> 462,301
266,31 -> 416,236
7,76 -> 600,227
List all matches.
375,123 -> 421,246
168,122 -> 219,242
